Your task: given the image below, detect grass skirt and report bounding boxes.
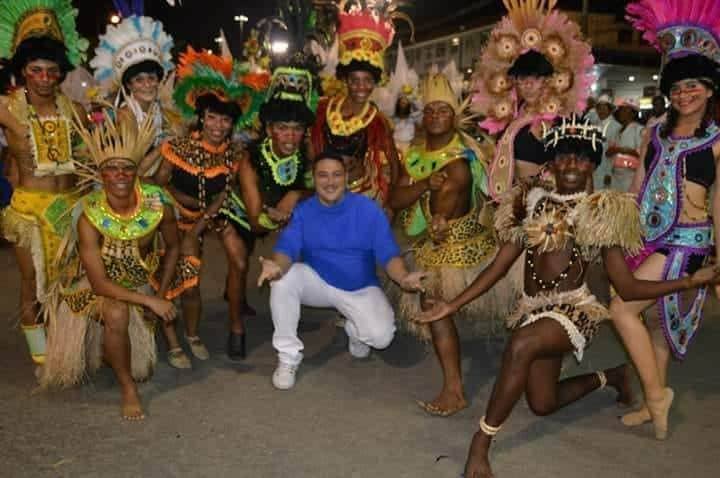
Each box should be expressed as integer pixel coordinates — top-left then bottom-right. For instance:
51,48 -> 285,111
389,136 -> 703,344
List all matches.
39,279 -> 156,389
392,251 -> 522,341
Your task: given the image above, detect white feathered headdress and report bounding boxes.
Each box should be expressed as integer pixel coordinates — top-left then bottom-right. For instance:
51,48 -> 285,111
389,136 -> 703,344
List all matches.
90,15 -> 174,92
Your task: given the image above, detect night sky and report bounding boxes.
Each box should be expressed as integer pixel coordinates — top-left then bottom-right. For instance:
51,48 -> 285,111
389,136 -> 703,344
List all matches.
74,0 -> 630,57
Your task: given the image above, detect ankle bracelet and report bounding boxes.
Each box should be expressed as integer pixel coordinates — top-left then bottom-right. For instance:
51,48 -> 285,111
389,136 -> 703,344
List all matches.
479,416 -> 502,436
596,370 -> 607,389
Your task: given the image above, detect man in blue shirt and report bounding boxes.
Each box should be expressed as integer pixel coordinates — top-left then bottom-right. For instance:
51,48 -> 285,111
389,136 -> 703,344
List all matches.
258,152 -> 426,390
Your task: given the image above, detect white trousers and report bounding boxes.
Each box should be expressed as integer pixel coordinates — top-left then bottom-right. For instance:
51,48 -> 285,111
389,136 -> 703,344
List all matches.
270,263 -> 396,366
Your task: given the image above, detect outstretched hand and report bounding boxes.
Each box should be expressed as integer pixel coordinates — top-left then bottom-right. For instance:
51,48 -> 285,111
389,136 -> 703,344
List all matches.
257,256 -> 283,287
412,299 -> 456,324
689,263 -> 720,288
399,271 -> 428,292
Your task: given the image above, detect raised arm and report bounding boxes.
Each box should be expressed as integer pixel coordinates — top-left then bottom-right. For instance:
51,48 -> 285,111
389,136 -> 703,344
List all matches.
603,246 -> 715,301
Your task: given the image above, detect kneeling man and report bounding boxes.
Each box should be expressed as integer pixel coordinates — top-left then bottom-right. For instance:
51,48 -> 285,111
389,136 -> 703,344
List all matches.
258,152 -> 425,390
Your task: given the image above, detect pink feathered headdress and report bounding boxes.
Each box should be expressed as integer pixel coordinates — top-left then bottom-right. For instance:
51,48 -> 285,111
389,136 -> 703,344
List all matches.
626,0 -> 720,64
471,0 -> 594,135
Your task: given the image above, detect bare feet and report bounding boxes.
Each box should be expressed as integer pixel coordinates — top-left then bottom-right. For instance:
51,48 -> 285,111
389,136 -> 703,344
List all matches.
647,387 -> 674,440
121,386 -> 145,421
605,364 -> 634,407
417,389 -> 468,417
464,431 -> 494,478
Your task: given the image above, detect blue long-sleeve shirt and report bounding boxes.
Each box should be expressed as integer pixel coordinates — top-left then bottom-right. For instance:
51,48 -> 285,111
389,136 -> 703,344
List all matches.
274,193 -> 401,291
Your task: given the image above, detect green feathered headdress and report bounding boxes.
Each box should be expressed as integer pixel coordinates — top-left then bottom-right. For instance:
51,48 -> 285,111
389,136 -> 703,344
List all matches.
0,0 -> 88,66
173,46 -> 270,130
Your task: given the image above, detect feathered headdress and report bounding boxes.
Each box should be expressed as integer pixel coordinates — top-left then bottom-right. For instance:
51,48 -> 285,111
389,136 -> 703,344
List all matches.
68,106 -> 157,187
372,41 -> 419,116
330,0 -> 413,78
626,0 -> 720,95
258,0 -> 323,116
90,15 -> 174,92
0,0 -> 88,66
172,46 -> 270,130
472,0 -> 594,134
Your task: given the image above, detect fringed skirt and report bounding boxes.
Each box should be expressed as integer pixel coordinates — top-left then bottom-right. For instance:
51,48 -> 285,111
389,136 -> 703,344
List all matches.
392,252 -> 523,341
39,279 -> 157,389
1,187 -> 79,303
507,285 -> 608,362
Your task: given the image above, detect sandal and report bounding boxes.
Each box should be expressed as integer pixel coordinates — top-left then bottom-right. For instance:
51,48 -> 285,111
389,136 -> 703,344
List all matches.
416,399 -> 468,417
185,335 -> 210,360
168,348 -> 192,369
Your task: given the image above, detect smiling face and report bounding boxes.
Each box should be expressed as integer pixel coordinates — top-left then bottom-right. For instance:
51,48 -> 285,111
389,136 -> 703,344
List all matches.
549,153 -> 594,194
515,75 -> 545,105
266,121 -> 305,157
126,71 -> 160,106
313,157 -> 347,205
669,79 -> 713,118
201,109 -> 234,146
422,101 -> 455,136
100,158 -> 138,199
23,59 -> 62,98
346,70 -> 376,105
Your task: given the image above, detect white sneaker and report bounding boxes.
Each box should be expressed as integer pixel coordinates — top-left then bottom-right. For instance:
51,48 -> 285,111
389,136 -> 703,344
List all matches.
348,336 -> 371,358
272,361 -> 298,390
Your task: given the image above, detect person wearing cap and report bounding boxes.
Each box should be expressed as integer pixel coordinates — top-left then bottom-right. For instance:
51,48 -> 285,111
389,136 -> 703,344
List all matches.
258,151 -> 427,391
0,0 -> 88,367
607,98 -> 643,192
389,72 -> 515,417
413,115 -> 720,478
588,94 -> 621,190
612,0 -> 720,441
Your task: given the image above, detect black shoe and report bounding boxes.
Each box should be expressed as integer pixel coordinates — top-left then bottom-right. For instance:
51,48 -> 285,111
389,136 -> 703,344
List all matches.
227,332 -> 246,360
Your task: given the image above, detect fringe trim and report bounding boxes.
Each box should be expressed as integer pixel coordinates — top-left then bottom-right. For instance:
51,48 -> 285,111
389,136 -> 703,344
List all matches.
40,285 -> 157,388
391,253 -> 523,341
507,286 -> 608,362
1,206 -> 49,303
573,190 -> 643,255
493,185 -> 526,246
160,141 -> 232,178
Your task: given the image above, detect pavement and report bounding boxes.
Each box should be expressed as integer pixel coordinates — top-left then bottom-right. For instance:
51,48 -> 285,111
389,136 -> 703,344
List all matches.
1,237 -> 719,478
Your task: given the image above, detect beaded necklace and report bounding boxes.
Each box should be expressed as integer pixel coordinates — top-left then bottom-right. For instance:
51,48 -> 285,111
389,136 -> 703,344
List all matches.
192,134 -> 234,234
19,89 -> 75,172
526,245 -> 580,290
84,183 -> 165,241
404,134 -> 465,181
326,95 -> 377,136
260,137 -> 300,186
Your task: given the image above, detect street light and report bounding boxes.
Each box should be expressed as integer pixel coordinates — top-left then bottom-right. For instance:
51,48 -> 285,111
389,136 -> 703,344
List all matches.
271,40 -> 289,55
652,74 -> 659,81
110,13 -> 121,24
628,75 -> 636,82
214,36 -> 224,44
234,14 -> 249,42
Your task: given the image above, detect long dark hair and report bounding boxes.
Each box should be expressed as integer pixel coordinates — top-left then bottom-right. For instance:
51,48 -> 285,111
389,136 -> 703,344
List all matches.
660,80 -> 717,139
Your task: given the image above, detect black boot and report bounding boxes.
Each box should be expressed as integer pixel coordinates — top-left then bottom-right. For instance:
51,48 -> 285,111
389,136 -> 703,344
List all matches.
227,332 -> 246,360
